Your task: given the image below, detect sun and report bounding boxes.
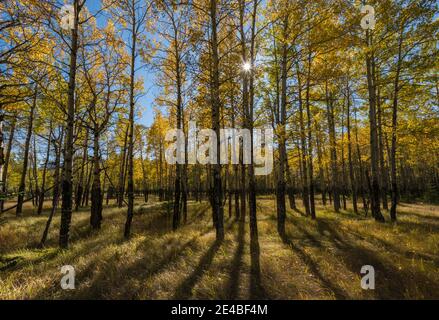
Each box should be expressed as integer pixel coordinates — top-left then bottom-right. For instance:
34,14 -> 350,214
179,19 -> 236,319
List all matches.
242,61 -> 251,72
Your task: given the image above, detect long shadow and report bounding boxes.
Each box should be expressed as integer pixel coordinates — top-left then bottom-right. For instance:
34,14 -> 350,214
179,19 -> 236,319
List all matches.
173,239 -> 222,299
395,219 -> 439,234
189,203 -> 210,223
398,211 -> 439,223
249,227 -> 269,299
69,238 -> 201,299
292,208 -> 307,217
340,228 -> 439,267
292,223 -> 325,248
316,220 -> 439,299
280,231 -> 351,300
225,218 -> 246,299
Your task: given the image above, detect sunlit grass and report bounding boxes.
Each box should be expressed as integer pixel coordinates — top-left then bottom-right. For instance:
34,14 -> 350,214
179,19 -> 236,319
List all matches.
0,197 -> 438,299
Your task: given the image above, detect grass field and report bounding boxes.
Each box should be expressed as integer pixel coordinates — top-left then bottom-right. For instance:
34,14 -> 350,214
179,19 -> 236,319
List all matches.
0,197 -> 438,299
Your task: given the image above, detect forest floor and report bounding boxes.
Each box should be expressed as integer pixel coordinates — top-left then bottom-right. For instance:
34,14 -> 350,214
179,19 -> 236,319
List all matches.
0,197 -> 438,299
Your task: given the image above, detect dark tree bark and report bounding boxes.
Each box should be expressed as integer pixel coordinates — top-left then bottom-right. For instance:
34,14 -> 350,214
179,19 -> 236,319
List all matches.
247,0 -> 259,243
37,122 -> 53,215
304,50 -> 316,219
90,124 -> 102,229
118,124 -> 129,207
75,127 -> 88,211
17,85 -> 37,216
365,31 -> 385,222
390,29 -> 404,222
346,81 -> 358,214
274,13 -> 288,235
1,113 -> 16,212
377,82 -> 389,211
325,82 -> 341,213
0,114 -> 4,212
59,0 -> 83,248
297,63 -> 311,216
209,0 -> 224,241
41,127 -> 63,247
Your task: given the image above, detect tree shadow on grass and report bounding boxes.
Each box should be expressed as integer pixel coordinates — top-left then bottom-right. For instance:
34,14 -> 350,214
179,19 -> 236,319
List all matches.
340,228 -> 439,267
398,211 -> 439,223
292,208 -> 307,217
173,238 -> 223,299
316,220 -> 439,299
70,238 -> 202,299
395,219 -> 439,234
225,218 -> 245,299
280,230 -> 351,300
249,222 -> 269,300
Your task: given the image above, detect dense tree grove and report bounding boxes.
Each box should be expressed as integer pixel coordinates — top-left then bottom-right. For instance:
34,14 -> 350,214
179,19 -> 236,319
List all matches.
0,0 -> 438,252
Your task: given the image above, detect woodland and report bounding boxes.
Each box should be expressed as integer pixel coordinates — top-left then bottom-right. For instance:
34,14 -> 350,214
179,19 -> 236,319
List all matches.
0,0 -> 438,299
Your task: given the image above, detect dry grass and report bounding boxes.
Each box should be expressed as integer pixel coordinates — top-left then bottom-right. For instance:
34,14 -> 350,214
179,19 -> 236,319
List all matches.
0,196 -> 438,300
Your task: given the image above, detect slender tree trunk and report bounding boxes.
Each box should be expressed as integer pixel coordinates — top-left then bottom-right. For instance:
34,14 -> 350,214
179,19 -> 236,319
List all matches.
305,50 -> 316,219
297,64 -> 311,216
354,109 -> 368,214
248,0 -> 258,243
1,113 -> 16,212
325,82 -> 340,213
0,114 -> 4,212
285,159 -> 296,210
140,138 -> 148,203
90,125 -> 102,229
59,0 -> 81,248
365,31 -> 385,222
209,0 -> 224,241
390,31 -> 404,222
38,122 -> 53,214
275,15 -> 288,235
341,102 -> 347,211
41,128 -> 63,247
377,83 -> 388,211
124,2 -> 137,238
231,103 -> 240,220
75,127 -> 88,211
32,135 -> 40,209
173,34 -> 183,230
346,82 -> 358,214
118,124 -> 129,207
238,0 -> 247,222
315,128 -> 326,206
17,85 -> 37,216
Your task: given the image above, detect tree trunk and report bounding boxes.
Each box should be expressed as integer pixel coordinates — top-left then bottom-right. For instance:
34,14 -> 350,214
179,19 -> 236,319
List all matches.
41,128 -> 63,247
90,126 -> 102,229
1,113 -> 16,212
325,82 -> 340,213
59,0 -> 80,248
346,82 -> 358,214
17,85 -> 37,216
124,2 -> 137,238
118,124 -> 129,207
37,122 -> 53,215
209,0 -> 224,241
390,30 -> 404,222
305,50 -> 316,219
75,127 -> 88,211
365,31 -> 385,222
297,64 -> 311,216
0,114 -> 4,212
